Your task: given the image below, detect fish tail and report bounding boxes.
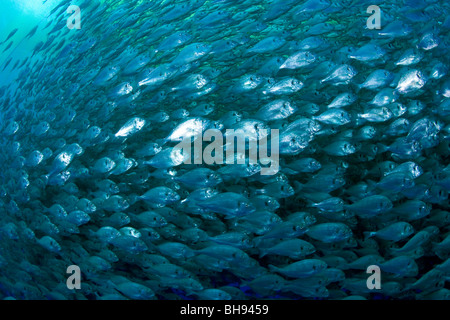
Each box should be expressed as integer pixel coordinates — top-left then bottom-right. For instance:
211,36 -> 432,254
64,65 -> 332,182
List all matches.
306,200 -> 316,208
137,160 -> 150,168
41,174 -> 50,186
268,264 -> 279,273
376,143 -> 389,153
387,247 -> 401,256
258,249 -> 268,258
293,181 -> 303,192
155,138 -> 167,147
252,235 -> 264,247
432,243 -> 447,260
363,231 -> 376,240
432,242 -> 439,251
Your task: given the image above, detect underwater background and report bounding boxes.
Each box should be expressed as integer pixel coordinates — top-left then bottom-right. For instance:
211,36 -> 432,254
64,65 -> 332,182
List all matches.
0,0 -> 449,300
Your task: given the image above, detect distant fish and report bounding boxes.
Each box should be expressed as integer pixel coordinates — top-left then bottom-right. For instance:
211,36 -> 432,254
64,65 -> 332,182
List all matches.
1,28 -> 18,44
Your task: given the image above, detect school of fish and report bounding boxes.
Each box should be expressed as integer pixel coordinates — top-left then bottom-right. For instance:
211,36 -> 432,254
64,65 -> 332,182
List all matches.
0,0 -> 449,300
